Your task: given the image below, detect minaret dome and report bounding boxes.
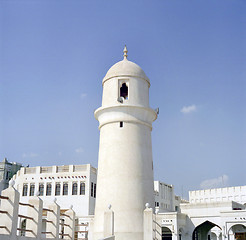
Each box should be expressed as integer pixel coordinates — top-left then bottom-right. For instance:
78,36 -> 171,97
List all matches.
103,47 -> 149,85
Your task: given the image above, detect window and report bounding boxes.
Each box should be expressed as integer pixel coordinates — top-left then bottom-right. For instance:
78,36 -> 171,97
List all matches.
120,121 -> 123,128
60,219 -> 65,239
20,219 -> 26,236
91,182 -> 94,197
233,208 -> 242,210
39,183 -> 44,196
6,171 -> 9,180
94,183 -> 96,198
55,183 -> 61,196
46,183 -> 52,196
120,83 -> 128,99
63,183 -> 68,195
29,184 -> 35,196
80,182 -> 85,195
22,184 -> 28,196
72,182 -> 78,195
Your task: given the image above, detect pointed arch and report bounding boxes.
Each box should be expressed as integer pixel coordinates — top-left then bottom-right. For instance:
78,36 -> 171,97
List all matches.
192,221 -> 221,240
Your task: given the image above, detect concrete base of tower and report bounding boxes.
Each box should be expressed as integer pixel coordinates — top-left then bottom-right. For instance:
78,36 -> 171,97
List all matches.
92,209 -> 149,240
93,232 -> 143,240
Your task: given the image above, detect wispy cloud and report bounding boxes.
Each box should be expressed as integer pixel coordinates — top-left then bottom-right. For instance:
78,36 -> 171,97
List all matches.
80,93 -> 87,99
58,152 -> 62,156
181,104 -> 197,114
200,174 -> 229,189
22,152 -> 38,158
75,147 -> 84,153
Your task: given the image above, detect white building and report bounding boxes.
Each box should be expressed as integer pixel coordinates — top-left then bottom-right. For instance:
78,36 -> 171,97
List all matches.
12,164 -> 97,217
11,163 -> 97,240
154,181 -> 181,213
8,162 -> 246,240
155,186 -> 246,240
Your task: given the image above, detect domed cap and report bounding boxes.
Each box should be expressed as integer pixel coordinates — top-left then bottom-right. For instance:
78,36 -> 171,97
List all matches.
103,46 -> 149,84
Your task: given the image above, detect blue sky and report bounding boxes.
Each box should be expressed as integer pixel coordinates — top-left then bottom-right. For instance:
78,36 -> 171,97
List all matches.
0,0 -> 245,198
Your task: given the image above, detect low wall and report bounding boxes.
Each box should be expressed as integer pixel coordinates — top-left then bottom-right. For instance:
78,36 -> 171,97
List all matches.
0,185 -> 75,240
99,236 -> 115,240
0,235 -> 44,240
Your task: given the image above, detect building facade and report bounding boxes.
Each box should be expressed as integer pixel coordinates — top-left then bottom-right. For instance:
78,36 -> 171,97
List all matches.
12,164 -> 97,217
155,186 -> 246,240
7,161 -> 246,240
154,181 -> 181,213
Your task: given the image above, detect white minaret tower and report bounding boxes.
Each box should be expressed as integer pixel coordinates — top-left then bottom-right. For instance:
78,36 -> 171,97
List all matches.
93,46 -> 157,240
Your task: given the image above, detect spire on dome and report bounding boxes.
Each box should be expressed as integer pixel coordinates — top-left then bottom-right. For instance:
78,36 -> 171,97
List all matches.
123,45 -> 128,60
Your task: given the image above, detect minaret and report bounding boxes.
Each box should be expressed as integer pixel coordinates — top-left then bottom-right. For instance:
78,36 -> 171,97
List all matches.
93,47 -> 157,240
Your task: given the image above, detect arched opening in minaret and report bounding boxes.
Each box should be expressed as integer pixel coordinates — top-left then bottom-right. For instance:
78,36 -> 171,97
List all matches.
120,83 -> 128,99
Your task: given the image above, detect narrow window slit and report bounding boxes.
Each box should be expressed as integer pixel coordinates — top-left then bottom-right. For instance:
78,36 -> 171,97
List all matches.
120,122 -> 123,128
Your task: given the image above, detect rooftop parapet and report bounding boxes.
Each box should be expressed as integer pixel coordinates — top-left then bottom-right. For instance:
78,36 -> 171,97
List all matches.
21,164 -> 97,175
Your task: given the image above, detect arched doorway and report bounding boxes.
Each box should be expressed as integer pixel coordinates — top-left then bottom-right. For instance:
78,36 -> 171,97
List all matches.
228,224 -> 246,240
192,221 -> 221,240
162,226 -> 172,240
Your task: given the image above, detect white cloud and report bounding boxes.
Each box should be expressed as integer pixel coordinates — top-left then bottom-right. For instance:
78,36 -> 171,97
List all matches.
200,174 -> 229,189
80,93 -> 87,99
22,152 -> 38,158
181,104 -> 197,114
75,147 -> 84,153
58,152 -> 62,156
